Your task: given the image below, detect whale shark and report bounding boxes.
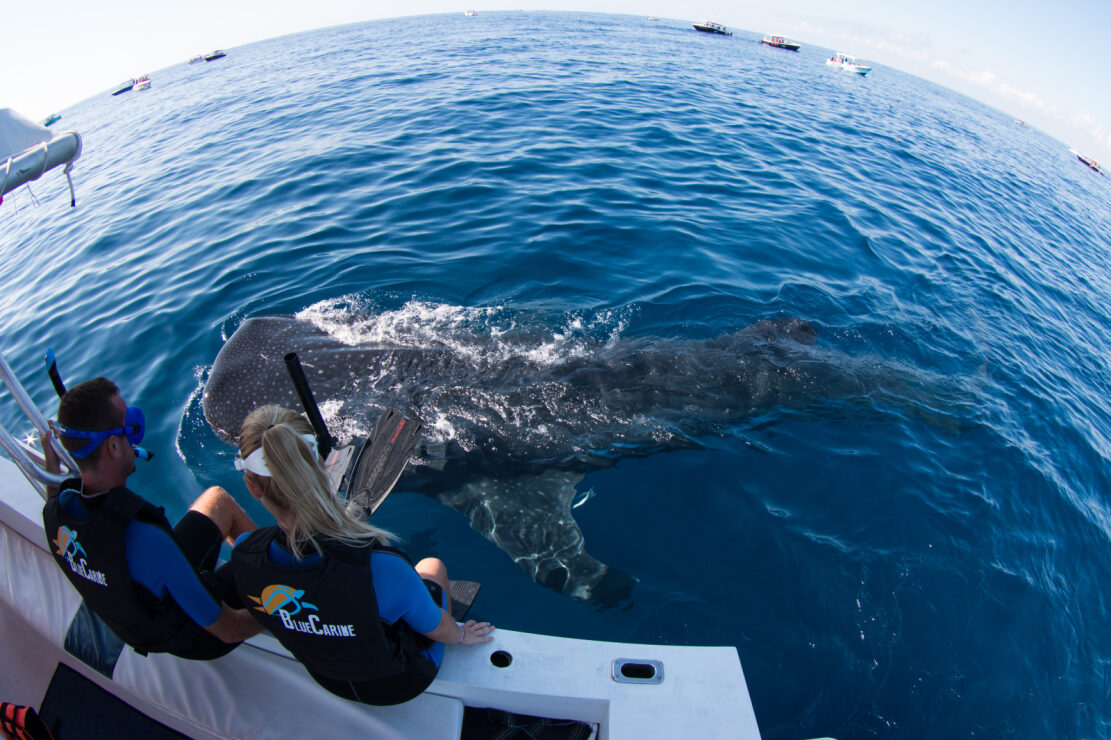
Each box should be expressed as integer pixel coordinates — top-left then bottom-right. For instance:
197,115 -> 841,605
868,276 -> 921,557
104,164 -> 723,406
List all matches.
202,309 -> 961,602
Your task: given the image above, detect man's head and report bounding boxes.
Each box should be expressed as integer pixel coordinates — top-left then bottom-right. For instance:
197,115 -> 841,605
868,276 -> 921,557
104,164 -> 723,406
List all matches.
57,377 -> 138,483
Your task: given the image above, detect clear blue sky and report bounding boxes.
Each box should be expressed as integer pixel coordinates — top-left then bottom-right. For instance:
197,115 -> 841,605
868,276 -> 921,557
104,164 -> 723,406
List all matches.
5,0 -> 1110,163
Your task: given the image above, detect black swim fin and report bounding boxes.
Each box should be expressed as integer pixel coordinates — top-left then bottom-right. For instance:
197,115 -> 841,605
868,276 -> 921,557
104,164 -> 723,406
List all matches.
343,408 -> 422,515
449,580 -> 481,621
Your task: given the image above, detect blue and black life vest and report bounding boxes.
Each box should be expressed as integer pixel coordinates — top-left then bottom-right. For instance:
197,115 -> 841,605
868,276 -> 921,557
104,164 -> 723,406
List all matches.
41,481 -> 199,655
230,526 -> 437,684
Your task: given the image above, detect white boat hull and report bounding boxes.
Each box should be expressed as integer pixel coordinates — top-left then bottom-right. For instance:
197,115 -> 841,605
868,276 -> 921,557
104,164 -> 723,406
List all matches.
826,59 -> 871,75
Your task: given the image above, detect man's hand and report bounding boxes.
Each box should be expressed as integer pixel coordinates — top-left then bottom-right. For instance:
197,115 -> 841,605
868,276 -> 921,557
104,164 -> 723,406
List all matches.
41,427 -> 62,472
206,604 -> 264,644
40,425 -> 63,497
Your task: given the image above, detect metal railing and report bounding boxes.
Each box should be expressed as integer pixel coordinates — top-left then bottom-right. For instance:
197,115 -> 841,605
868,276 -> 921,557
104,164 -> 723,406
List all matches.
0,353 -> 78,498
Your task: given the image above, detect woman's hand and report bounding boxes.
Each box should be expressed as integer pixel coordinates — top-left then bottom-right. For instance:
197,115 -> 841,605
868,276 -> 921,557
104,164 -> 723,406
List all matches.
456,619 -> 495,646
425,610 -> 496,645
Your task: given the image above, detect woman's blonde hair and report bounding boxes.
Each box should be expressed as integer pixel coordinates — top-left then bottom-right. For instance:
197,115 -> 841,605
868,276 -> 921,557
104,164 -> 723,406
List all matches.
238,405 -> 394,558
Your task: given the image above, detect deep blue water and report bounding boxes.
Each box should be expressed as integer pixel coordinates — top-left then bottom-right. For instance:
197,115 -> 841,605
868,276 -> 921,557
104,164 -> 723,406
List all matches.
3,12 -> 1111,739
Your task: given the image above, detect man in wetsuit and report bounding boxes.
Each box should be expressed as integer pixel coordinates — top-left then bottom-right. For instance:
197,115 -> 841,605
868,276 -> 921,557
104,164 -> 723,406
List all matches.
42,377 -> 262,659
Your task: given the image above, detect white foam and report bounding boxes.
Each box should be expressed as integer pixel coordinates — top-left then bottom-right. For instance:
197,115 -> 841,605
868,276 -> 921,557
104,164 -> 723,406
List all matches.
175,365 -> 210,463
316,398 -> 368,444
295,297 -> 636,372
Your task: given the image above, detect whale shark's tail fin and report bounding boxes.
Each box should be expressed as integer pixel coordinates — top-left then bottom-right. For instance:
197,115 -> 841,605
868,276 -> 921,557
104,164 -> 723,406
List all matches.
343,408 -> 422,516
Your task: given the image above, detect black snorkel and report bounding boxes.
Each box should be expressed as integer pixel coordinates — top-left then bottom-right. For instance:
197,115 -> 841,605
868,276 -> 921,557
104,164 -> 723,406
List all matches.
44,348 -> 67,397
44,348 -> 155,461
283,352 -> 336,461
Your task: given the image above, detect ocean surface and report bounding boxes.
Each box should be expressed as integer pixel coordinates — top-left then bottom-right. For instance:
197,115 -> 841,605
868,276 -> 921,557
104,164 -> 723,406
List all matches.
3,12 -> 1110,738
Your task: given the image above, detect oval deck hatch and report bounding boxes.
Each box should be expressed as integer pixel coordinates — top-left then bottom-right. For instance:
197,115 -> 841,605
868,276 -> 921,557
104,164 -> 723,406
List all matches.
611,658 -> 663,684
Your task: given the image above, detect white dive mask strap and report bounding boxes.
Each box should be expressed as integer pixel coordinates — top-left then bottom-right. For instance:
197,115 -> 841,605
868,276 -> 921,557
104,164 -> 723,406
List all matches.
234,433 -> 318,477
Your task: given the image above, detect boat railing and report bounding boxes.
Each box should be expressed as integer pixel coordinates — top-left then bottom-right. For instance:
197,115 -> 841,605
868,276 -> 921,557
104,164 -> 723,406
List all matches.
0,353 -> 78,498
1,110 -> 83,207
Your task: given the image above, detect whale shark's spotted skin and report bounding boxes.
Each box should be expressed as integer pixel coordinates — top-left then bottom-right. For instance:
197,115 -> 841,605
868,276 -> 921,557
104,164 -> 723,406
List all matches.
203,312 -> 958,603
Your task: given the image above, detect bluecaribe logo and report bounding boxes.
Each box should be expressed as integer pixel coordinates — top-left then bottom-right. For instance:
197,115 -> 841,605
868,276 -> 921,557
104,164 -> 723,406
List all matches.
249,584 -> 357,637
52,526 -> 108,586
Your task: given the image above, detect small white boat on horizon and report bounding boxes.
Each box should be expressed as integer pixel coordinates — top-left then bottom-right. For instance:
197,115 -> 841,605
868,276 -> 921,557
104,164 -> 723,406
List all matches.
1069,148 -> 1104,175
110,79 -> 134,96
132,75 -> 151,91
760,34 -> 800,51
693,20 -> 732,36
827,52 -> 871,75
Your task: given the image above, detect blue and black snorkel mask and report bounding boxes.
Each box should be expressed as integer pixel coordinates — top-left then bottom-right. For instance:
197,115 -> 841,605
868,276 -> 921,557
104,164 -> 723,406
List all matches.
43,348 -> 155,462
57,405 -> 154,461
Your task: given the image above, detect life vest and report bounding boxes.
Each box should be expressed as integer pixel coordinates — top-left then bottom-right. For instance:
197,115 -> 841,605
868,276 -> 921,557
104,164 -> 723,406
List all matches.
0,702 -> 54,740
41,481 -> 198,655
230,527 -> 437,684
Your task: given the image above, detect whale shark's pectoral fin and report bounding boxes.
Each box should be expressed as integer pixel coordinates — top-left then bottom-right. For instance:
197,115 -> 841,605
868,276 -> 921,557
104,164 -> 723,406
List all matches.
441,470 -> 635,605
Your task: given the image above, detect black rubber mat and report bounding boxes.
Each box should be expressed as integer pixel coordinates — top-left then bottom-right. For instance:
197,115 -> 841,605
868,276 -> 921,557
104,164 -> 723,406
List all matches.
37,663 -> 188,739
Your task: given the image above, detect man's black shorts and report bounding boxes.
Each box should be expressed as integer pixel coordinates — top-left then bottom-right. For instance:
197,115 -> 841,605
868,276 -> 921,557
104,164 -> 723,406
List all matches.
173,510 -> 223,571
165,510 -> 239,660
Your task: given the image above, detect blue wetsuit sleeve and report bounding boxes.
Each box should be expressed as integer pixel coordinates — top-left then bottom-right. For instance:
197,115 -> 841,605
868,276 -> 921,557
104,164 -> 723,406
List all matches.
371,552 -> 444,634
125,521 -> 222,627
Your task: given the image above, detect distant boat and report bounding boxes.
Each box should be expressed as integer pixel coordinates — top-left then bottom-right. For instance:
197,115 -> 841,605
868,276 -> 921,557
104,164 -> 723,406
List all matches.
42,113 -> 61,127
133,75 -> 151,91
647,16 -> 659,21
826,52 -> 872,75
760,34 -> 800,51
203,50 -> 226,61
464,10 -> 477,16
692,21 -> 731,36
110,79 -> 134,96
1070,149 -> 1104,175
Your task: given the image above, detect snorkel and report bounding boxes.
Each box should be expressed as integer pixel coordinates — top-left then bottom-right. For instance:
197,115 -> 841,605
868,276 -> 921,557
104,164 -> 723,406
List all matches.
283,352 -> 336,460
44,348 -> 155,462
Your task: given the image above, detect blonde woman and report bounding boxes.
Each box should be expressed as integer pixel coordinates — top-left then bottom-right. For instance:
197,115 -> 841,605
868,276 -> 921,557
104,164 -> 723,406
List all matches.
228,405 -> 494,705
